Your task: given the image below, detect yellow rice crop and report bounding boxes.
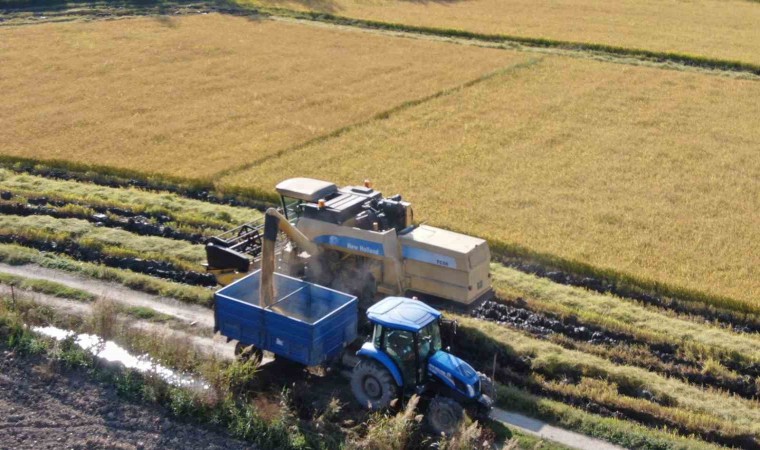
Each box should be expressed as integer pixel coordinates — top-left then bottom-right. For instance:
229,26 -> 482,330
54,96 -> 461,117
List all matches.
244,0 -> 760,66
0,13 -> 527,178
223,56 -> 760,308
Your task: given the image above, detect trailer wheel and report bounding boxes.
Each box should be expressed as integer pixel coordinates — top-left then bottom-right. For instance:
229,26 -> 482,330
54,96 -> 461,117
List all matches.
351,359 -> 398,410
234,342 -> 263,365
427,396 -> 464,437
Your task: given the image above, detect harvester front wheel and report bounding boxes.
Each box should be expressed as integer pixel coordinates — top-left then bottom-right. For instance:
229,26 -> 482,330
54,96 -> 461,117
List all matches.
351,359 -> 398,410
427,396 -> 464,437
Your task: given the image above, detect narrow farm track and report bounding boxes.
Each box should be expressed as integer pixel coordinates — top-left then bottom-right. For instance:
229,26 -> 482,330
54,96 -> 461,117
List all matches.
0,263 -> 214,328
1,2 -> 759,80
490,409 -> 623,450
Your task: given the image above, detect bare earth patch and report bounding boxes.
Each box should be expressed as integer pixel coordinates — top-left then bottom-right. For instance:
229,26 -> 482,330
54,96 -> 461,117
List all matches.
0,351 -> 250,450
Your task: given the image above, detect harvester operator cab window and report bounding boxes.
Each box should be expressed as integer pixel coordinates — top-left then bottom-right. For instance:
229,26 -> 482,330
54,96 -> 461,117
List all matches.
281,196 -> 303,221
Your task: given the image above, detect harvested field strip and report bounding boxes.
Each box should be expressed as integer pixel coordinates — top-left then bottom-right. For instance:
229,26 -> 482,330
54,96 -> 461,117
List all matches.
0,244 -> 213,306
490,265 -> 760,364
242,0 -> 760,69
0,198 -> 209,244
0,272 -> 95,302
496,254 -> 760,333
226,55 -> 760,313
0,13 -> 529,178
474,300 -> 759,400
0,168 -> 261,230
454,317 -> 760,447
0,215 -> 205,270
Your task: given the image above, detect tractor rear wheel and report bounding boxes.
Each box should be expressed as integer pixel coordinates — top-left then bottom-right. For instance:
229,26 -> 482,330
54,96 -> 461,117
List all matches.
351,359 -> 398,410
234,342 -> 263,365
427,396 -> 464,437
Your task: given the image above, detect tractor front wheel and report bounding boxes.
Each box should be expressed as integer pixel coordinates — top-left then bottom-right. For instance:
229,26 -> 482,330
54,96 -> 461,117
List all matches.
427,396 -> 464,437
351,359 -> 398,410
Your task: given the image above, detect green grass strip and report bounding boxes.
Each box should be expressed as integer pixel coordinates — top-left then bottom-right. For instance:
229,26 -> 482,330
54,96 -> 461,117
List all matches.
0,272 -> 96,302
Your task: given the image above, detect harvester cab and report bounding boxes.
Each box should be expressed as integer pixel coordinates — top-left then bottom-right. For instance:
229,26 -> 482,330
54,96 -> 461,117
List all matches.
352,296 -> 493,436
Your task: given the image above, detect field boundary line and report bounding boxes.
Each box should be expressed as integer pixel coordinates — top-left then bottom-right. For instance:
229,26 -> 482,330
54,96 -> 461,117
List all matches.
256,6 -> 760,78
211,57 -> 543,181
2,1 -> 760,80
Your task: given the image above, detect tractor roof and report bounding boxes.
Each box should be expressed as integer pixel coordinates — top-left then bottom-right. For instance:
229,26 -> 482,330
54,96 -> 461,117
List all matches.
276,178 -> 338,202
367,297 -> 441,332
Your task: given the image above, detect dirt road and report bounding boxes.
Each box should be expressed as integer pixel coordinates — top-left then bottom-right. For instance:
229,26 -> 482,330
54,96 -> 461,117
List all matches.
0,263 -> 213,328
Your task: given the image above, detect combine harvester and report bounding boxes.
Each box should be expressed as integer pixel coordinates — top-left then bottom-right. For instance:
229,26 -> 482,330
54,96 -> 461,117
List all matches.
206,178 -> 493,310
210,179 -> 495,435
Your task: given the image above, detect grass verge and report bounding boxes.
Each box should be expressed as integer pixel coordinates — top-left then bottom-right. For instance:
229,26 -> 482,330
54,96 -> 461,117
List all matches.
0,272 -> 96,302
0,243 -> 213,306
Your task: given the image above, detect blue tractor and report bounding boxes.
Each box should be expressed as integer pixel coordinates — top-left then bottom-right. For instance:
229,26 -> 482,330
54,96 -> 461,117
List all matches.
352,296 -> 493,436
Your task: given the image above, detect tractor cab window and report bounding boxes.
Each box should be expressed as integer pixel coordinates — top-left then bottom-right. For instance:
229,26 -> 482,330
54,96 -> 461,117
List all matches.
281,196 -> 303,221
384,328 -> 417,386
418,320 -> 442,358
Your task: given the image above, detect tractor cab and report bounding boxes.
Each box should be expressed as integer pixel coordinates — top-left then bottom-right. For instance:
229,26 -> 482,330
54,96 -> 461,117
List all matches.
351,297 -> 493,435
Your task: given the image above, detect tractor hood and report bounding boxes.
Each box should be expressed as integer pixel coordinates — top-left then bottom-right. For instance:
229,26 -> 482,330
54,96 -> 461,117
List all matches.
427,350 -> 480,398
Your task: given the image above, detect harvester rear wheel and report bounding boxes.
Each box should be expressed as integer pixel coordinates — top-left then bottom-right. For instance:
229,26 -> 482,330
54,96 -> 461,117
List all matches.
234,342 -> 263,365
427,396 -> 464,437
351,359 -> 398,410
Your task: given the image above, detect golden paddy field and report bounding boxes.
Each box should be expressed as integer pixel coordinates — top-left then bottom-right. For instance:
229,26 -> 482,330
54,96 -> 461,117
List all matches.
0,13 -> 527,178
244,0 -> 760,66
222,56 -> 760,308
2,11 -> 758,310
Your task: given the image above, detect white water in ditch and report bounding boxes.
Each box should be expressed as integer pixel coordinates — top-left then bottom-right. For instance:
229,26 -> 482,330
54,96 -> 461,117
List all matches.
32,325 -> 208,390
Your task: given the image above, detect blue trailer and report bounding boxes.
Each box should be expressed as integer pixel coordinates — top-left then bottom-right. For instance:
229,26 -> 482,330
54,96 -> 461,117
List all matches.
214,269 -> 358,366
